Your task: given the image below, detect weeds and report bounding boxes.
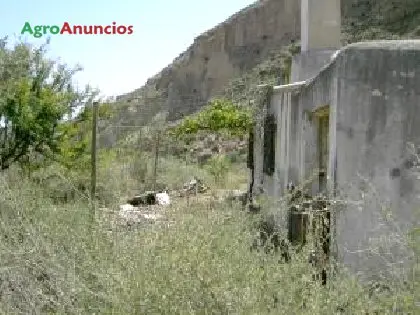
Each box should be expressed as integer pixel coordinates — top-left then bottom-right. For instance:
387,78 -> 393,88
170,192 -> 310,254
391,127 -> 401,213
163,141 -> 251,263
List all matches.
0,163 -> 417,314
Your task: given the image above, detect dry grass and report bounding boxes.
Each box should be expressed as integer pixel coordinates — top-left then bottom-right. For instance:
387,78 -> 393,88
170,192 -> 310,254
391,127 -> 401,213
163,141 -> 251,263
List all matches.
0,155 -> 418,314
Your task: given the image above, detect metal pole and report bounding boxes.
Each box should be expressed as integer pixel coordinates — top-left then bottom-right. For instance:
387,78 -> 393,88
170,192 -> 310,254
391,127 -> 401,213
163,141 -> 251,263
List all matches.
91,101 -> 98,200
153,131 -> 160,191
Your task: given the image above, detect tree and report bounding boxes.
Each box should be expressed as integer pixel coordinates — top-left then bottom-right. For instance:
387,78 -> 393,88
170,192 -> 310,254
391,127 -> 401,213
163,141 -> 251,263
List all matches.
169,98 -> 253,138
0,37 -> 93,171
55,101 -> 115,171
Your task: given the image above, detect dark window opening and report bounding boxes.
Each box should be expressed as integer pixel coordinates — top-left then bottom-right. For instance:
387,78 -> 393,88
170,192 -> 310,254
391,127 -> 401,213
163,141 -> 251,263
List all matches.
263,113 -> 276,175
247,125 -> 254,170
390,167 -> 401,178
316,107 -> 330,193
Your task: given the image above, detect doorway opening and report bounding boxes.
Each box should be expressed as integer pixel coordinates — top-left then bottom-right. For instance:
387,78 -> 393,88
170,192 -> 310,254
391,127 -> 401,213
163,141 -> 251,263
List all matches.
314,105 -> 330,193
313,105 -> 331,284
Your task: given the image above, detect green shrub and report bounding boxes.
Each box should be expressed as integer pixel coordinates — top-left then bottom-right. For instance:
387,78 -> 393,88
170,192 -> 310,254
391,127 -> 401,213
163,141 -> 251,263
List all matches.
169,98 -> 253,139
204,154 -> 231,185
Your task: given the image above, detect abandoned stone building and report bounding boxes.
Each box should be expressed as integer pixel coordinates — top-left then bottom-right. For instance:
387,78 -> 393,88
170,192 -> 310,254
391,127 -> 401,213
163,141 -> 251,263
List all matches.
248,0 -> 420,281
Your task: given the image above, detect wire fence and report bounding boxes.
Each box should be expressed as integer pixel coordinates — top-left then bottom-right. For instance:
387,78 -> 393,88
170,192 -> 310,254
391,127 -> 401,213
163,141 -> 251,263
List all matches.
89,80 -> 260,205
92,99 -> 210,202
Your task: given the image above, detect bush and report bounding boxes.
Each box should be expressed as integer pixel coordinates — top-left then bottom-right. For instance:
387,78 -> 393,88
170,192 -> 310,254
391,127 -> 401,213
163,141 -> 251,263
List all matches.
204,154 -> 231,185
169,98 -> 253,138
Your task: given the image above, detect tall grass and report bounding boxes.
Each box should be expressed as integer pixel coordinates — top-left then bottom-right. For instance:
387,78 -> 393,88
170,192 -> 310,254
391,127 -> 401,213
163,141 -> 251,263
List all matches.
0,157 -> 417,314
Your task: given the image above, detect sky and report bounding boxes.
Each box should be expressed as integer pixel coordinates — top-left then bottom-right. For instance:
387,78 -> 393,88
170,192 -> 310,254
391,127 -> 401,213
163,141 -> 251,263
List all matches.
0,0 -> 255,99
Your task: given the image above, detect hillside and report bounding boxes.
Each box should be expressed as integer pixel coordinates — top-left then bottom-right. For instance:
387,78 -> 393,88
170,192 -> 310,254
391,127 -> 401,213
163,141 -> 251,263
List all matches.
99,0 -> 420,147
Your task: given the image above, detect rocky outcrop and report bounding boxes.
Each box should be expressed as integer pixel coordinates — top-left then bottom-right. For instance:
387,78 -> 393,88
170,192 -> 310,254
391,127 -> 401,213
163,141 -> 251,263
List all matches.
116,0 -> 301,121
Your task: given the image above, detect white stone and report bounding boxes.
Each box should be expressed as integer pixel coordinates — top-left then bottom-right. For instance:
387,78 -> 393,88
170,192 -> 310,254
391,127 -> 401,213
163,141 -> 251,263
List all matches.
156,191 -> 171,205
119,204 -> 135,211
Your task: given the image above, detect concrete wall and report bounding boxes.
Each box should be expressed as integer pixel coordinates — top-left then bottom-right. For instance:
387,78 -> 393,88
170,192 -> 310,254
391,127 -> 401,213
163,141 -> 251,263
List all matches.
299,56 -> 337,195
263,40 -> 420,281
332,41 -> 420,281
301,0 -> 341,52
273,91 -> 291,196
271,53 -> 337,196
262,87 -> 278,198
291,50 -> 337,82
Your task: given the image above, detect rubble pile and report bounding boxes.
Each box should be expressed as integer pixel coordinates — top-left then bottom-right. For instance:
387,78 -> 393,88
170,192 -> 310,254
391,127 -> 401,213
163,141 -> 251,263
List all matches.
179,177 -> 209,196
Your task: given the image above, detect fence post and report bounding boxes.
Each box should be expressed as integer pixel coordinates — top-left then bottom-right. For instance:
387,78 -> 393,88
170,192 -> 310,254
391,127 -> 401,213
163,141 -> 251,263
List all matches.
91,101 -> 98,201
153,131 -> 160,191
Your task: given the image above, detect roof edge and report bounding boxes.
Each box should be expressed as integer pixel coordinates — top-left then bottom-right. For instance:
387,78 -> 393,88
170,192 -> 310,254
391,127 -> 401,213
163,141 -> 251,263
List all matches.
269,39 -> 420,94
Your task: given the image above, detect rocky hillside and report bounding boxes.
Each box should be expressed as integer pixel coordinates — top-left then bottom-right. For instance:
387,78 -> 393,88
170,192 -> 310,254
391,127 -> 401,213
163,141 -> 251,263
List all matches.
100,0 -> 420,147
113,0 -> 300,118
342,0 -> 420,42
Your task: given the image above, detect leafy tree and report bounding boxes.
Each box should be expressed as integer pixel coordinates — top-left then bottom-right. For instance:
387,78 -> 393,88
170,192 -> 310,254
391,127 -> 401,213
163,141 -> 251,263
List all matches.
169,98 -> 253,138
56,101 -> 116,170
0,38 -> 93,171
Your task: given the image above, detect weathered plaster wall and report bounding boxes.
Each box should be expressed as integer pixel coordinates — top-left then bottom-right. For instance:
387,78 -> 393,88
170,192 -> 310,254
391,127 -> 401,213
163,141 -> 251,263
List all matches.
299,57 -> 337,194
272,90 -> 290,196
271,54 -> 337,196
332,41 -> 420,281
291,50 -> 337,82
301,0 -> 341,52
265,40 -> 420,281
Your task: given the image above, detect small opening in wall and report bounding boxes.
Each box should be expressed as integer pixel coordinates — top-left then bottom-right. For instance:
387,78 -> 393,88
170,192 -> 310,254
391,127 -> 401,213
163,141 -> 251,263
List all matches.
247,125 -> 255,170
314,105 -> 330,193
263,113 -> 276,176
390,167 -> 401,178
